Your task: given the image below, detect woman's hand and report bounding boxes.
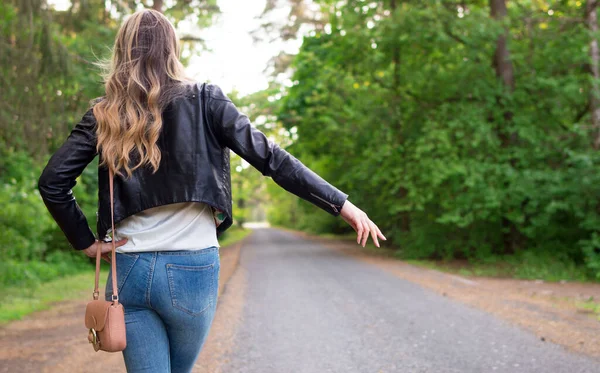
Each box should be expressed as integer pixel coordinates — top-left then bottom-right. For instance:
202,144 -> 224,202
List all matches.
82,239 -> 129,263
340,199 -> 386,247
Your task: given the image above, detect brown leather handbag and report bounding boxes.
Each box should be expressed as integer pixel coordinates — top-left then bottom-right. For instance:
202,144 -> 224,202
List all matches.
84,168 -> 127,352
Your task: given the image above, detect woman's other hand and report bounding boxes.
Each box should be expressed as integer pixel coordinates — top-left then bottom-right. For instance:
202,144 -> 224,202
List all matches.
82,239 -> 129,263
340,200 -> 386,248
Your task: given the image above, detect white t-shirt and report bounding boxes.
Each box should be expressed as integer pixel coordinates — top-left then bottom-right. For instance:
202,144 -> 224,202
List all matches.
110,202 -> 220,253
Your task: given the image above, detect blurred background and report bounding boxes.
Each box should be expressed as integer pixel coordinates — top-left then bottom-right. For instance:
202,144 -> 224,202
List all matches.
2,0 -> 600,325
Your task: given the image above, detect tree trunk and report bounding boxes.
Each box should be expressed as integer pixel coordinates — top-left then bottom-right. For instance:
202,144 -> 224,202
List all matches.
490,0 -> 514,90
390,0 -> 400,92
152,0 -> 164,13
490,0 -> 518,254
587,1 -> 600,149
390,0 -> 410,234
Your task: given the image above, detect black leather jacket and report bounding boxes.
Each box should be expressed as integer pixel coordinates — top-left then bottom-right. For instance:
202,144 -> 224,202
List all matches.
38,83 -> 348,250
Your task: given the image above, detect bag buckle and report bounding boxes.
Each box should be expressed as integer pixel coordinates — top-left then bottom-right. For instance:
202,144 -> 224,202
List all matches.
88,328 -> 100,351
111,294 -> 119,302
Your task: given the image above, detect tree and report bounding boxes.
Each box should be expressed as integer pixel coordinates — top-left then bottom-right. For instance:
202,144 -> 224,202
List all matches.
586,0 -> 600,148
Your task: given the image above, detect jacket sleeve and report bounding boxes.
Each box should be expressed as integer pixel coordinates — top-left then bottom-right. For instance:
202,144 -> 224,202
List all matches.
38,108 -> 98,250
206,84 -> 348,216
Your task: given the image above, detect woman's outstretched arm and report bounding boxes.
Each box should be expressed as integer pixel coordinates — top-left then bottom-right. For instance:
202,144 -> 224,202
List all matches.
206,84 -> 385,247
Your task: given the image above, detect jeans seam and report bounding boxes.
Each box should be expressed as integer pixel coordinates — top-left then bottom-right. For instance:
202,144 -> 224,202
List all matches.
117,254 -> 139,294
157,246 -> 218,255
146,252 -> 157,308
104,254 -> 139,301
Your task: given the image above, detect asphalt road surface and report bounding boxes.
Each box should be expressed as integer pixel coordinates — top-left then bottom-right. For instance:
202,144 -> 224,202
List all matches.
220,228 -> 599,373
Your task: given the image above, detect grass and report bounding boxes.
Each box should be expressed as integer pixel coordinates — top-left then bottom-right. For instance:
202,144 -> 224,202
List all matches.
0,226 -> 252,326
219,226 -> 252,247
404,254 -> 592,282
576,298 -> 600,321
311,231 -> 595,283
405,259 -> 513,278
0,269 -> 104,325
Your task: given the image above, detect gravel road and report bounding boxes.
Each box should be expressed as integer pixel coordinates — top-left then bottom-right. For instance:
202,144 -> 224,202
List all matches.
220,228 -> 599,373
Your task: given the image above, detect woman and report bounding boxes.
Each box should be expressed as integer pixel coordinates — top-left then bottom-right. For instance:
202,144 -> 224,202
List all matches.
38,8 -> 385,373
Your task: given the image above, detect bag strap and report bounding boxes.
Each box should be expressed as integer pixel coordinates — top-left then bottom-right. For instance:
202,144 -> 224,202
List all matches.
92,168 -> 119,304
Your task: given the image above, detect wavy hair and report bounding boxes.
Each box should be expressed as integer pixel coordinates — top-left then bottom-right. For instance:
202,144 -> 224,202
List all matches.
92,9 -> 194,178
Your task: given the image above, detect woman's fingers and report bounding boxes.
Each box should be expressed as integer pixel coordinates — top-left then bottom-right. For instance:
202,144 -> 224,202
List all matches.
361,220 -> 369,247
99,239 -> 128,255
356,219 -> 364,244
106,238 -> 128,250
100,239 -> 128,262
115,238 -> 129,246
82,239 -> 128,262
358,217 -> 386,248
377,227 -> 386,241
358,217 -> 369,247
345,205 -> 386,247
368,220 -> 380,248
102,238 -> 128,252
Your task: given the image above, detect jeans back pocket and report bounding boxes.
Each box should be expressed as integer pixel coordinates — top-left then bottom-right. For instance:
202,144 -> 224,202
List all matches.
166,263 -> 216,316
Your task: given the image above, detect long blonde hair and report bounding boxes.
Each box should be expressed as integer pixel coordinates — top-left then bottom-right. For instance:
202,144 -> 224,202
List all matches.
93,9 -> 194,178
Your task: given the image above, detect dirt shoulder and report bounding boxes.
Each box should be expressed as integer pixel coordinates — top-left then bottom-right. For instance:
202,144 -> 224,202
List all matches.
287,229 -> 600,359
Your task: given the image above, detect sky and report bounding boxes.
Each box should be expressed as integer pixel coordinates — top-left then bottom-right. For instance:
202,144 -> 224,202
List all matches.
47,0 -> 300,96
186,0 -> 300,96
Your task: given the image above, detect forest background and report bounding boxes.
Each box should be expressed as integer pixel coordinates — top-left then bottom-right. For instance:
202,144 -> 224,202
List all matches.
3,0 -> 600,309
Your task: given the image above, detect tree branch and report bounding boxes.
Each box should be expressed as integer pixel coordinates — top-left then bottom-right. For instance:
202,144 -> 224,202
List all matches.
179,36 -> 205,43
442,22 -> 469,46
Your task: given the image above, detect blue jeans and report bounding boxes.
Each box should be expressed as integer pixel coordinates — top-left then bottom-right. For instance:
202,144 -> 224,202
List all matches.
105,246 -> 220,373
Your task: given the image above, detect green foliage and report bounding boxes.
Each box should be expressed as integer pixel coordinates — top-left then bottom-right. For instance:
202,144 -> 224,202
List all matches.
266,0 -> 600,281
0,146 -> 53,261
0,145 -> 95,289
0,251 -> 90,291
580,233 -> 600,280
0,182 -> 53,261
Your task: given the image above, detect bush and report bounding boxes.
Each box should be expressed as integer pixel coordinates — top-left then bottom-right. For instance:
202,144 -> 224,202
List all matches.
0,251 -> 90,290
